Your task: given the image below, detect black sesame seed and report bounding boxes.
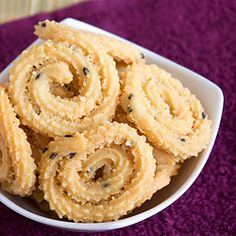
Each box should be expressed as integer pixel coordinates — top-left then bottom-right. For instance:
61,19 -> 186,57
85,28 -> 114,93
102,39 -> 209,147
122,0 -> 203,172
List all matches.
128,93 -> 133,100
35,73 -> 41,80
41,22 -> 46,27
64,134 -> 73,138
69,45 -> 76,51
68,152 -> 76,159
42,147 -> 48,153
141,53 -> 145,59
50,153 -> 57,159
16,115 -> 19,119
180,138 -> 186,142
102,183 -> 109,188
127,106 -> 133,113
83,67 -> 89,76
202,112 -> 206,119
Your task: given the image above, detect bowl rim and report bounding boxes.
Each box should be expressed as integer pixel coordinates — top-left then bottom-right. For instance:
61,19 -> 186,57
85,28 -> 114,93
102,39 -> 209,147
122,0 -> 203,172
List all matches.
0,18 -> 224,232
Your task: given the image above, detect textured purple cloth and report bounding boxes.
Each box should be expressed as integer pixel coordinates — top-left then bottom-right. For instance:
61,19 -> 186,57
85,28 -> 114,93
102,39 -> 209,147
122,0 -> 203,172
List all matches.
0,0 -> 235,235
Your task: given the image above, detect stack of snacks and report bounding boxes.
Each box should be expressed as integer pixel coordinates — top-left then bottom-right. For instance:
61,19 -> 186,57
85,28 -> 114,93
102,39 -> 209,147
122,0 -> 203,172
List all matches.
0,20 -> 212,222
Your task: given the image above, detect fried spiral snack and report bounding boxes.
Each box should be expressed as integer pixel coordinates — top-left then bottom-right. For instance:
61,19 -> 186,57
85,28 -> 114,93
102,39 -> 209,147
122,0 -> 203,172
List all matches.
39,122 -> 156,222
121,64 -> 212,159
113,106 -> 180,190
8,39 -> 119,137
0,86 -> 36,196
35,20 -> 144,64
0,19 -> 214,223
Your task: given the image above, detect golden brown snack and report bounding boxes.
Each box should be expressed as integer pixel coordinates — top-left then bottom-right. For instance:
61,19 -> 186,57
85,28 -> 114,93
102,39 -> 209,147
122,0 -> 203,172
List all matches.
0,85 -> 36,196
121,64 -> 212,159
9,39 -> 119,137
39,122 -> 156,222
113,106 -> 181,190
35,20 -> 144,64
0,19 -> 214,223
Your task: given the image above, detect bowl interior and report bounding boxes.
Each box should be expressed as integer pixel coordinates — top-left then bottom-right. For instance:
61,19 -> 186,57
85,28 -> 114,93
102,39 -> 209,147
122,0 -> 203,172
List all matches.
0,18 -> 223,231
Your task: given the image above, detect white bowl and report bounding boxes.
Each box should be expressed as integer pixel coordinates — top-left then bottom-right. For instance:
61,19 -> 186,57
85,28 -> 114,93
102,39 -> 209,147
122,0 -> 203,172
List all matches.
0,18 -> 223,232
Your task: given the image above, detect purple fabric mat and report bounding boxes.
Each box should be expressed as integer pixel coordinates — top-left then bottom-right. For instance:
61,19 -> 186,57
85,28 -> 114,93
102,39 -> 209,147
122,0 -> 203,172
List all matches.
0,0 -> 235,235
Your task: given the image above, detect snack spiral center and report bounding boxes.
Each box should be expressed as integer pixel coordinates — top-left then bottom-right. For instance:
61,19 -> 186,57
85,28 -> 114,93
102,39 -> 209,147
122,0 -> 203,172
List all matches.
9,39 -> 119,137
39,122 -> 156,222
